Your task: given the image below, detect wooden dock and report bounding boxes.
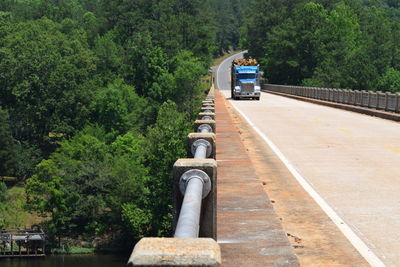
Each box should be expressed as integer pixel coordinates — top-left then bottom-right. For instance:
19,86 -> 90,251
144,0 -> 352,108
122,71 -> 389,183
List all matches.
0,229 -> 45,258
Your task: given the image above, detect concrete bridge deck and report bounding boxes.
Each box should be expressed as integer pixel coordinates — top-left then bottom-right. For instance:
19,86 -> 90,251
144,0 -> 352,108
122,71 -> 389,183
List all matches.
215,90 -> 299,266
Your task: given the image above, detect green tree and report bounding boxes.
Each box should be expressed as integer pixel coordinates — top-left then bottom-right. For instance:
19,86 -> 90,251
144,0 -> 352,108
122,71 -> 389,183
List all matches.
0,18 -> 97,146
144,101 -> 191,235
0,107 -> 16,176
82,11 -> 101,45
26,126 -> 111,237
378,67 -> 400,92
124,34 -> 169,98
13,141 -> 43,181
244,0 -> 400,91
211,0 -> 256,53
170,51 -> 205,115
311,3 -> 363,88
93,31 -> 124,85
358,6 -> 393,78
90,79 -> 152,134
26,126 -> 151,240
0,182 -> 7,229
4,0 -> 223,244
109,133 -> 151,239
103,0 -> 216,63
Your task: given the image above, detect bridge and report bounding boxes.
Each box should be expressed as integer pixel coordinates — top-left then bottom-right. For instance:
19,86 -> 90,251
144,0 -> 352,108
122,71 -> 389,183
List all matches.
128,52 -> 400,266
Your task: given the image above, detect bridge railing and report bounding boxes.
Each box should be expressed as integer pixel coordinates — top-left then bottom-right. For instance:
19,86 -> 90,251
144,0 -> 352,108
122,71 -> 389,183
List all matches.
128,87 -> 221,267
263,84 -> 400,113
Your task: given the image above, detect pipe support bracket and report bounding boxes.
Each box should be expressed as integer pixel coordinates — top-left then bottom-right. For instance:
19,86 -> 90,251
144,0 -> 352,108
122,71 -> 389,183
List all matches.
191,139 -> 212,158
197,124 -> 212,133
179,169 -> 211,199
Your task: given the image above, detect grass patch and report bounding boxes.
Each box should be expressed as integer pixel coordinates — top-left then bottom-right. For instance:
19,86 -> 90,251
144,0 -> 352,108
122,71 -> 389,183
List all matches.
51,246 -> 95,254
212,50 -> 240,67
0,185 -> 47,229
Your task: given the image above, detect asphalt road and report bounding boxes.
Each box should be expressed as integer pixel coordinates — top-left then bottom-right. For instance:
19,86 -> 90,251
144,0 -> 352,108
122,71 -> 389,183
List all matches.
216,52 -> 400,266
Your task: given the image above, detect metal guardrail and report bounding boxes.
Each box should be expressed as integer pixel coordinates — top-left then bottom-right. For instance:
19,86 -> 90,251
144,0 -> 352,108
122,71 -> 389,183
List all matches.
263,84 -> 400,113
128,87 -> 220,266
174,104 -> 214,238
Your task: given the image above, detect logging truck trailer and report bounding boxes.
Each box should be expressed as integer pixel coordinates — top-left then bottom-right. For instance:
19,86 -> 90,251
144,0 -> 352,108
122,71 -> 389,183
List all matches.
231,60 -> 261,100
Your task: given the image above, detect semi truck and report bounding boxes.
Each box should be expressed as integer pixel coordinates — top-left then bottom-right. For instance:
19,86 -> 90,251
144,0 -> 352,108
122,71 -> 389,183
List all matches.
231,58 -> 261,100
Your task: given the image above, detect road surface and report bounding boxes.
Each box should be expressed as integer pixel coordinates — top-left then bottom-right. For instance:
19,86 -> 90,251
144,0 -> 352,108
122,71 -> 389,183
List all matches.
216,52 -> 400,266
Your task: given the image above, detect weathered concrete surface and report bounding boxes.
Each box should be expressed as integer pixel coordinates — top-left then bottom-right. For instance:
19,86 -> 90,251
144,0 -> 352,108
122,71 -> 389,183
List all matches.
128,238 -> 221,267
215,90 -> 299,266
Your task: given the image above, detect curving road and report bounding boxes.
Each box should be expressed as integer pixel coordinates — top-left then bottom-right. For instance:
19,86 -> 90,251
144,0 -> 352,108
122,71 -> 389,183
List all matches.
216,52 -> 400,266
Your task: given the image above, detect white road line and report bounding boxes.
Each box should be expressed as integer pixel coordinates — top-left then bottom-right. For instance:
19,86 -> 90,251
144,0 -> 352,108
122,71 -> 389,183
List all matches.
217,53 -> 386,267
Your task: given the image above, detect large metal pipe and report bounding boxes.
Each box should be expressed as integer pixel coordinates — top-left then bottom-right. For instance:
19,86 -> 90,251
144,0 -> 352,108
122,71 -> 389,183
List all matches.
174,177 -> 204,238
174,169 -> 211,238
194,143 -> 207,158
191,139 -> 211,159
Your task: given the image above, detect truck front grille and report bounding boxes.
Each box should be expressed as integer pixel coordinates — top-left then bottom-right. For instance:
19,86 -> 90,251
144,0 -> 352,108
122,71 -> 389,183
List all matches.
241,83 -> 254,93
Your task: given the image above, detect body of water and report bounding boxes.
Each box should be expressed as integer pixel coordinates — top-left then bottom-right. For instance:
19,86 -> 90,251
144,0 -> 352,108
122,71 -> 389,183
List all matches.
0,254 -> 127,267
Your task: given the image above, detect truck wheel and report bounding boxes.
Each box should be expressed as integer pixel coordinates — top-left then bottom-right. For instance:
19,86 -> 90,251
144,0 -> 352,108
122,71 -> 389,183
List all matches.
256,97 -> 260,101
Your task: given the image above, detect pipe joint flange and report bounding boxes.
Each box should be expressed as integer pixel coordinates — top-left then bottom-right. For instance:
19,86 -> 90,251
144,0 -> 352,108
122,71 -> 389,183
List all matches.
197,124 -> 212,133
191,139 -> 212,158
179,169 -> 211,199
201,115 -> 213,121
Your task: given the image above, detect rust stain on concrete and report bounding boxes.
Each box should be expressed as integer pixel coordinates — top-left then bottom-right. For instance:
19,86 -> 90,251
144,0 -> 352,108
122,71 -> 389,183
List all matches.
215,90 -> 299,267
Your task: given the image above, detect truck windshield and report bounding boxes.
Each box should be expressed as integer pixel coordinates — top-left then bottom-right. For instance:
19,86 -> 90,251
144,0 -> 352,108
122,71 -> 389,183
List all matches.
238,73 -> 256,79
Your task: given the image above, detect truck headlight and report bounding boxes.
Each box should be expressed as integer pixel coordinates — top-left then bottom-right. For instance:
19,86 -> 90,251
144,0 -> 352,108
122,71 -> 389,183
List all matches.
255,86 -> 261,92
235,86 -> 240,92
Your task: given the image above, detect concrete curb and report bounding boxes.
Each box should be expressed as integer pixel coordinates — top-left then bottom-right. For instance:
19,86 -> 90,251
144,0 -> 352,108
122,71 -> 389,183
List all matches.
128,238 -> 221,267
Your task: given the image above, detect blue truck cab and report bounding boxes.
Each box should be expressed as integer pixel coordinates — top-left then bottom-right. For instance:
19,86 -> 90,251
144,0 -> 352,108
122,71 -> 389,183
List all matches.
231,64 -> 261,100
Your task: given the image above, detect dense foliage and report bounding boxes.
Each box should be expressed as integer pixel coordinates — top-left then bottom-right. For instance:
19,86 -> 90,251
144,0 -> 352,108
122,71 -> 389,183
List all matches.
243,0 -> 400,92
0,0 -> 227,248
0,181 -> 7,228
211,0 -> 256,54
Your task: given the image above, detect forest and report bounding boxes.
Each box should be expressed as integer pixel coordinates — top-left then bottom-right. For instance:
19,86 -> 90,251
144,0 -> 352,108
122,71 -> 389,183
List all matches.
243,0 -> 400,92
1,0 -> 399,252
0,0 -> 252,250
